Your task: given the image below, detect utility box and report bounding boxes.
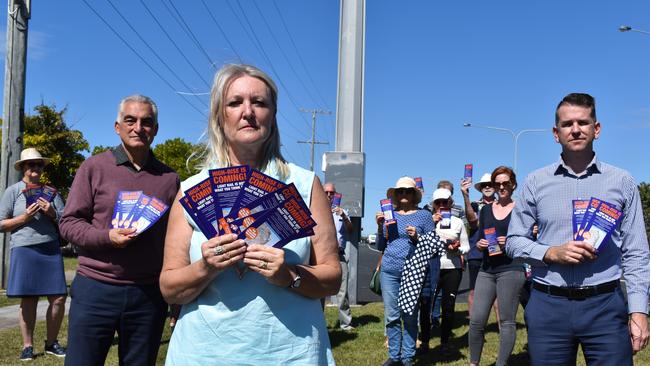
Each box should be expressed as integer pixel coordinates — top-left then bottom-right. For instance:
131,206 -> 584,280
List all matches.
322,151 -> 365,217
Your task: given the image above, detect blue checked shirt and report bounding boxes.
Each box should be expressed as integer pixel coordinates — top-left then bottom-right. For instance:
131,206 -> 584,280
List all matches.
506,155 -> 650,314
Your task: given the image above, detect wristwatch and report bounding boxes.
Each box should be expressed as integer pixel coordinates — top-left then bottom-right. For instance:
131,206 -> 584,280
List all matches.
289,266 -> 302,289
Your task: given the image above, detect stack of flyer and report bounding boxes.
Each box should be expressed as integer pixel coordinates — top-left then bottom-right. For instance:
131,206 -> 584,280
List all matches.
23,184 -> 57,207
180,165 -> 316,248
573,197 -> 623,252
111,191 -> 170,235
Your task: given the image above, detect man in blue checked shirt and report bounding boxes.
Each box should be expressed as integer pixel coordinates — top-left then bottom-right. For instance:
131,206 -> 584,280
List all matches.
506,93 -> 650,365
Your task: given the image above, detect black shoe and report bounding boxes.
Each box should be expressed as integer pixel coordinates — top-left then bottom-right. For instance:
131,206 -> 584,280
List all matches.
382,358 -> 402,366
19,346 -> 34,361
44,340 -> 66,357
416,344 -> 430,355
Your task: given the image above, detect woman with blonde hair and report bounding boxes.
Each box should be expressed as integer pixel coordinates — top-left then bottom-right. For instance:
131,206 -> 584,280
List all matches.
161,64 -> 340,365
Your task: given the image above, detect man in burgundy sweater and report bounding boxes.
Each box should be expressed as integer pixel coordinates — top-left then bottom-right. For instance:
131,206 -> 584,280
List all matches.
59,95 -> 179,366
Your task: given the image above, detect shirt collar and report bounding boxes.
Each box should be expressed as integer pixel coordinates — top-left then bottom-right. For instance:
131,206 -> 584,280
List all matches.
112,144 -> 159,173
554,153 -> 601,178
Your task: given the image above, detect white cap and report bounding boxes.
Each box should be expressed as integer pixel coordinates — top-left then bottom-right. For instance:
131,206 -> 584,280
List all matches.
432,188 -> 452,201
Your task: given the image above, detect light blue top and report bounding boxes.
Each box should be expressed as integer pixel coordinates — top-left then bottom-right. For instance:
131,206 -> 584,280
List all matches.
166,162 -> 335,366
506,155 -> 650,314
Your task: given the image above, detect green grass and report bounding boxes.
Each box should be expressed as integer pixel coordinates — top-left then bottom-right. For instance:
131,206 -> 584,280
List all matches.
0,302 -> 647,365
63,257 -> 78,273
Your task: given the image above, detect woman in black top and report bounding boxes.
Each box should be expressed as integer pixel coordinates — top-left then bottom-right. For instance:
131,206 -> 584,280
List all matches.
468,166 -> 526,366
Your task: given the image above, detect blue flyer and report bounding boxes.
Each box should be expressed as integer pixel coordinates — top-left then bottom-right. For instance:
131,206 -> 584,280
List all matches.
484,227 -> 502,256
133,197 -> 169,234
575,200 -> 622,251
572,199 -> 589,238
440,209 -> 452,229
184,177 -> 221,237
112,191 -> 142,229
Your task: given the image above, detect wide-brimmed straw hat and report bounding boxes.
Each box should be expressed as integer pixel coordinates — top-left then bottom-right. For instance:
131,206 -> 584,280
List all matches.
474,173 -> 492,192
386,176 -> 422,204
14,148 -> 50,170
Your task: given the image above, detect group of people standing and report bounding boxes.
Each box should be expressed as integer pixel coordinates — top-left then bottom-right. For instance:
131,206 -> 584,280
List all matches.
1,61 -> 648,366
2,64 -> 342,365
375,92 -> 650,366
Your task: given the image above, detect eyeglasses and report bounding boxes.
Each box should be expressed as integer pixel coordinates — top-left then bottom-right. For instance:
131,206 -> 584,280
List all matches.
395,188 -> 415,195
325,191 -> 336,196
495,181 -> 512,188
433,199 -> 449,205
25,162 -> 44,169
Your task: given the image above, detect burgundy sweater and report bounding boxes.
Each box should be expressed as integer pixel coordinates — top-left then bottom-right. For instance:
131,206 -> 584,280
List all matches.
60,147 -> 179,285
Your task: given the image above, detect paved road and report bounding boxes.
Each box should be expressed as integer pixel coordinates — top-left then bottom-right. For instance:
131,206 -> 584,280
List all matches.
0,271 -> 75,330
356,242 -> 470,304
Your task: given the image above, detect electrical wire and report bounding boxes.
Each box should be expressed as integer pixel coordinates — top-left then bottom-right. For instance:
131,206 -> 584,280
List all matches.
105,0 -> 207,109
81,0 -> 206,118
198,0 -> 243,64
138,0 -> 211,89
162,0 -> 215,71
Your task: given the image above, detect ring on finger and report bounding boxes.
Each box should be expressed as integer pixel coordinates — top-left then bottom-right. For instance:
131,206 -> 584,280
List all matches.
213,245 -> 224,256
258,260 -> 268,270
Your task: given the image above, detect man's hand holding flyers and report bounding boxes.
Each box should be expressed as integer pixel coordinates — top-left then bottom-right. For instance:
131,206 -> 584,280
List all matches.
109,227 -> 136,248
543,241 -> 597,264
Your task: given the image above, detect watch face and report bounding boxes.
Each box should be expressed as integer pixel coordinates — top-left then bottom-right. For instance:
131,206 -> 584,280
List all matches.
292,276 -> 301,289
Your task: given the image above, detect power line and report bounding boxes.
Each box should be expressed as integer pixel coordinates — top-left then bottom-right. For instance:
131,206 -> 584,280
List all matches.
198,0 -> 243,64
227,0 -> 313,129
272,0 -> 330,108
161,0 -> 215,71
297,108 -> 331,171
251,0 -> 322,110
81,0 -> 206,118
138,0 -> 211,89
105,0 -> 207,109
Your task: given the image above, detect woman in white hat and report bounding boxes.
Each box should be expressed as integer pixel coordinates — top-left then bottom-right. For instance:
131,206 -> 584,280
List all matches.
428,187 -> 470,355
0,148 -> 67,361
375,176 -> 437,366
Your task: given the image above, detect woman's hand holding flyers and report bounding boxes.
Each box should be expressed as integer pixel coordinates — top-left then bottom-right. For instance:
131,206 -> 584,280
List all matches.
497,236 -> 507,249
405,225 -> 418,242
201,233 -> 247,272
476,238 -> 489,251
243,244 -> 289,286
375,211 -> 385,226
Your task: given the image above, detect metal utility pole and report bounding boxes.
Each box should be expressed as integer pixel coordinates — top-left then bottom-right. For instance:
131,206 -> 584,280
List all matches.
1,0 -> 30,288
297,108 -> 331,171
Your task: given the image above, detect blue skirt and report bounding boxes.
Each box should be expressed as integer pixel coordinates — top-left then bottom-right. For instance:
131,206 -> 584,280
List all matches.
6,241 -> 67,297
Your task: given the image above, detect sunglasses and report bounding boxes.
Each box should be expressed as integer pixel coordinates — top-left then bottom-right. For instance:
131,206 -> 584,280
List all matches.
25,162 -> 44,169
479,183 -> 493,189
495,181 -> 512,188
434,199 -> 449,205
395,188 -> 415,195
325,191 -> 336,195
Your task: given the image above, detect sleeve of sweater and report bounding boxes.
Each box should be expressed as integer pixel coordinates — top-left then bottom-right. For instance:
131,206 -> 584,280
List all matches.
59,160 -> 112,249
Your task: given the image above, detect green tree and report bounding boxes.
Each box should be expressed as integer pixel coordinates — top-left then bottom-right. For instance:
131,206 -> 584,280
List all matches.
91,138 -> 203,180
91,145 -> 112,156
153,138 -> 203,181
5,104 -> 90,198
639,182 -> 650,241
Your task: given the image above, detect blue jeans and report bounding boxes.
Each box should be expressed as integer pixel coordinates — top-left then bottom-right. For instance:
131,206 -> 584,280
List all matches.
65,275 -> 167,366
381,269 -> 418,361
525,286 -> 632,366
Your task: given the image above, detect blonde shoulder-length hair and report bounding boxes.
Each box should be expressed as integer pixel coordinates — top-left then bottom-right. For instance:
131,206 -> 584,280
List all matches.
198,64 -> 289,180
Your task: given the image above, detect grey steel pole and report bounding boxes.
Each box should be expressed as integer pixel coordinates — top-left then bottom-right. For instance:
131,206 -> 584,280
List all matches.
335,0 -> 365,305
1,0 -> 29,288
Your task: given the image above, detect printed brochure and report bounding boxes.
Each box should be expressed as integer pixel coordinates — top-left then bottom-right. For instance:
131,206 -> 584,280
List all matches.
484,227 -> 502,256
331,193 -> 342,208
184,177 -> 221,237
380,199 -> 396,225
238,197 -> 316,248
228,168 -> 285,221
576,199 -> 622,251
111,191 -> 142,229
440,209 -> 452,229
572,199 -> 590,238
464,164 -> 473,180
131,197 -> 169,234
414,177 -> 423,191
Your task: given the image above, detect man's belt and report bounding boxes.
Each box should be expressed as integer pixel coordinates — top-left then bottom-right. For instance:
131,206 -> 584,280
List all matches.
532,280 -> 619,300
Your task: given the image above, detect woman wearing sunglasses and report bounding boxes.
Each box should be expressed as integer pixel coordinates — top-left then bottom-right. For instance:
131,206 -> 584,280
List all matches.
429,187 -> 470,355
468,166 -> 526,366
0,148 -> 67,361
376,177 -> 437,366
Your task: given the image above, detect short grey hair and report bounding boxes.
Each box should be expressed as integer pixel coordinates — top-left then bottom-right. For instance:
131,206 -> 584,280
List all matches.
116,94 -> 158,125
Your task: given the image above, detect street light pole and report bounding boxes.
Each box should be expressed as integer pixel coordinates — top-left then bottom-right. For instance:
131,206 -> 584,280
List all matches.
463,123 -> 547,172
619,25 -> 650,36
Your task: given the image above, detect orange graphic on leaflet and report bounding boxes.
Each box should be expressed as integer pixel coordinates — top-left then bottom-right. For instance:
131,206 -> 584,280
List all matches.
245,227 -> 259,239
238,207 -> 251,218
243,217 -> 255,227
